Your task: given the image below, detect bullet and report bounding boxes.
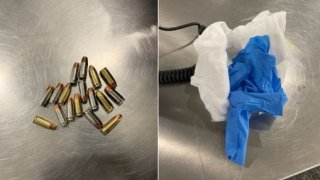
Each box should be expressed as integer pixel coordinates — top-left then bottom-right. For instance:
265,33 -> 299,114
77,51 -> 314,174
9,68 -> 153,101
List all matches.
78,80 -> 87,103
58,83 -> 72,104
96,90 -> 114,113
89,65 -> 101,89
74,93 -> 83,117
40,86 -> 54,107
99,67 -> 117,89
104,85 -> 125,105
70,62 -> 79,85
100,114 -> 122,135
84,109 -> 103,129
79,56 -> 88,80
88,87 -> 98,111
49,83 -> 64,104
33,116 -> 57,130
54,104 -> 68,126
67,98 -> 75,121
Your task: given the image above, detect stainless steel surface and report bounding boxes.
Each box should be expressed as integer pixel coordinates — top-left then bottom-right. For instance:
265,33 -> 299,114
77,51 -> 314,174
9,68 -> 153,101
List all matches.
159,0 -> 320,179
0,0 -> 157,179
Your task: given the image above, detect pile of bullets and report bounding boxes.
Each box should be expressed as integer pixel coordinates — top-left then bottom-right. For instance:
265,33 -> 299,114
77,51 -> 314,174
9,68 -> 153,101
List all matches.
34,56 -> 125,135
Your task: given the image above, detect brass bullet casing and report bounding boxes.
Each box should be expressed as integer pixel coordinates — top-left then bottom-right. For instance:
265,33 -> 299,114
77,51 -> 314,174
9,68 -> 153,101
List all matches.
99,67 -> 117,89
40,86 -> 54,107
74,93 -> 84,117
89,65 -> 101,89
79,56 -> 88,80
100,114 -> 122,135
78,80 -> 87,103
67,98 -> 75,121
104,85 -> 125,105
33,116 -> 57,130
96,90 -> 114,113
84,109 -> 103,129
58,83 -> 72,104
88,87 -> 98,111
54,104 -> 68,126
70,62 -> 79,85
49,83 -> 64,104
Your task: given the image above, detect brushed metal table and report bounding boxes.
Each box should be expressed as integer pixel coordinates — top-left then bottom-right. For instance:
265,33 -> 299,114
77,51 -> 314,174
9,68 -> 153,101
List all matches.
0,0 -> 157,179
159,0 -> 320,179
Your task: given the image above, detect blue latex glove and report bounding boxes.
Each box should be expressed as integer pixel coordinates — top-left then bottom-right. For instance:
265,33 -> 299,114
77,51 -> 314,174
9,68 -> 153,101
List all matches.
225,35 -> 287,166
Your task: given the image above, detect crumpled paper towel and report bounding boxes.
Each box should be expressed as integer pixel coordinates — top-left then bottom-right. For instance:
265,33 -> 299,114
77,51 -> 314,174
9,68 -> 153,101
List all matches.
191,10 -> 288,122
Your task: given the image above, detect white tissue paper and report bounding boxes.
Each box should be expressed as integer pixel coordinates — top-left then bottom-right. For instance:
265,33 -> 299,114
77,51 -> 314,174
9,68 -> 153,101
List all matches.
191,10 -> 289,122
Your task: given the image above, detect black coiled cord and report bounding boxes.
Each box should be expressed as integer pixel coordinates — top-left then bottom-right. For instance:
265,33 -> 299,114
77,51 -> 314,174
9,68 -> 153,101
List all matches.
159,65 -> 196,84
159,22 -> 206,84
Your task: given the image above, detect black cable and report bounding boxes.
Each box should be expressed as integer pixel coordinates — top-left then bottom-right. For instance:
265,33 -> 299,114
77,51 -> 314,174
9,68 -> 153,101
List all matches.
159,22 -> 206,84
159,65 -> 196,84
159,22 -> 206,35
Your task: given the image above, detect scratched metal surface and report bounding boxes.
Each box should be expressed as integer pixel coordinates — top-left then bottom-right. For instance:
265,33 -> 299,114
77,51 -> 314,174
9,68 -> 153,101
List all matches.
0,0 -> 157,179
159,0 -> 320,179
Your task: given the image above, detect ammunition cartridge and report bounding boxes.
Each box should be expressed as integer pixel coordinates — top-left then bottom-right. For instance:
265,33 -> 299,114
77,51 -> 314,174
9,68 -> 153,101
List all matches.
99,67 -> 117,88
70,62 -> 79,85
96,90 -> 114,113
54,104 -> 68,126
40,86 -> 54,107
49,83 -> 64,104
88,87 -> 98,111
58,83 -> 72,104
33,116 -> 57,130
79,56 -> 88,80
89,65 -> 101,89
104,85 -> 125,105
100,114 -> 122,135
84,109 -> 103,129
74,93 -> 84,117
